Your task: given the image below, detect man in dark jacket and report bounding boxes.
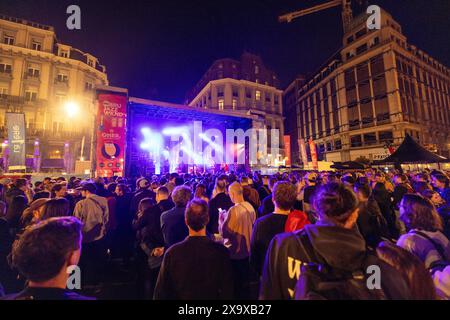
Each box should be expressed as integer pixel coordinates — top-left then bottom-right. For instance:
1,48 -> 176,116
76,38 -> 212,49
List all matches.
207,176 -> 233,234
257,176 -> 271,202
2,217 -> 93,300
130,178 -> 156,217
5,178 -> 29,206
154,198 -> 234,300
160,185 -> 191,249
258,177 -> 277,218
260,183 -> 411,300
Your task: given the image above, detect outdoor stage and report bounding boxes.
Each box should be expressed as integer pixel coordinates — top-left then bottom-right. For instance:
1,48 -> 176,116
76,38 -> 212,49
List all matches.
125,98 -> 255,177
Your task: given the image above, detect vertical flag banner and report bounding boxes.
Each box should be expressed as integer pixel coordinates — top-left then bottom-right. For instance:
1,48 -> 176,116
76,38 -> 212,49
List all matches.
284,135 -> 291,166
6,113 -> 26,171
309,138 -> 318,170
95,93 -> 127,177
298,138 -> 308,167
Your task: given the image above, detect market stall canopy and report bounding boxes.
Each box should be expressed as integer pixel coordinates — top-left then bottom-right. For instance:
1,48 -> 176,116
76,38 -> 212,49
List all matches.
375,134 -> 449,164
330,161 -> 369,170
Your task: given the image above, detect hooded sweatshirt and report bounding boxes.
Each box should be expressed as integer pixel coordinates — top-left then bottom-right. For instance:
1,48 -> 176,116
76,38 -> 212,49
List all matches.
259,220 -> 411,300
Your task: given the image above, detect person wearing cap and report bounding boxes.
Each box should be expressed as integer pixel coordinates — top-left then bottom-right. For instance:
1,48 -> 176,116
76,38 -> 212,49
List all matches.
73,182 -> 109,286
130,178 -> 155,217
20,198 -> 49,229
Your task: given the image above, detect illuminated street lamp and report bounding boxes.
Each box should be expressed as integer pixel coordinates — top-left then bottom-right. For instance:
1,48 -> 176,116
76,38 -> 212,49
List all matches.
64,101 -> 80,118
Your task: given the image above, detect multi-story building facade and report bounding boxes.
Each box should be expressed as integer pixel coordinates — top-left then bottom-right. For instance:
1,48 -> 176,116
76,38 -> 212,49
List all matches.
186,52 -> 285,168
286,8 -> 450,165
0,14 -> 108,173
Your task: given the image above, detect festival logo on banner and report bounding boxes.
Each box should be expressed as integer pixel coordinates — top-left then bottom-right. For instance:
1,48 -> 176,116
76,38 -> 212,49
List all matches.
6,113 -> 26,171
298,139 -> 308,167
309,138 -> 318,170
96,94 -> 127,177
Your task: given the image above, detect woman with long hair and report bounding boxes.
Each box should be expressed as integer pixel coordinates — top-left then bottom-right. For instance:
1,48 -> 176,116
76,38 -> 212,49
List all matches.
194,184 -> 209,203
397,194 -> 450,299
376,241 -> 436,300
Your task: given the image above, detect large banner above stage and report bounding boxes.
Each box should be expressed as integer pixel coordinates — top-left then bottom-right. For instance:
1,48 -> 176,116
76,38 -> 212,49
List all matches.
6,113 -> 26,171
95,93 -> 127,177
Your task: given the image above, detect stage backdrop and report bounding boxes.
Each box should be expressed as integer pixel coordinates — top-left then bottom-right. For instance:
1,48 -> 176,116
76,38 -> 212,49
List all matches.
6,113 -> 26,171
95,93 -> 127,177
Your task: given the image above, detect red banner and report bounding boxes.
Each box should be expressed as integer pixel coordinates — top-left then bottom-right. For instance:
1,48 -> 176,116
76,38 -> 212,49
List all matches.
299,139 -> 308,167
95,93 -> 127,177
309,138 -> 318,170
284,135 -> 291,166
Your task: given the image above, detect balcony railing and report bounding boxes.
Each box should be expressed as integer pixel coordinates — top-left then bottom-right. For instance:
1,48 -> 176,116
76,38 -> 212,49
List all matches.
0,95 -> 45,109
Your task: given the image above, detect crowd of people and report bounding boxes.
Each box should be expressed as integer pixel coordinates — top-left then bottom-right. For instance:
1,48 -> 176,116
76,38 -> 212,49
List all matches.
0,168 -> 449,300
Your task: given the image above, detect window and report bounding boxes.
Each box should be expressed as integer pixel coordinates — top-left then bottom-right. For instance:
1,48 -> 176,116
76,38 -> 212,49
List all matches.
0,87 -> 8,98
335,139 -> 342,150
55,94 -> 66,105
379,131 -> 394,144
347,35 -> 354,44
357,63 -> 370,81
371,55 -> 385,75
57,74 -> 68,83
85,82 -> 94,91
27,66 -> 40,78
364,133 -> 377,145
4,34 -> 14,45
217,87 -> 224,97
255,90 -> 261,101
25,91 -> 38,102
345,69 -> 356,86
60,50 -> 69,58
255,66 -> 259,75
218,99 -> 224,110
87,59 -> 94,67
265,93 -> 271,102
355,28 -> 367,39
232,87 -> 238,97
375,96 -> 390,123
274,95 -> 279,105
0,63 -> 12,73
245,89 -> 252,99
232,99 -> 237,109
361,100 -> 374,126
351,135 -> 363,147
356,44 -> 368,55
31,40 -> 42,51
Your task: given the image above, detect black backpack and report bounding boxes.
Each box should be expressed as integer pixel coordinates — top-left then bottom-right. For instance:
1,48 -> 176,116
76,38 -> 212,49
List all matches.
294,233 -> 387,300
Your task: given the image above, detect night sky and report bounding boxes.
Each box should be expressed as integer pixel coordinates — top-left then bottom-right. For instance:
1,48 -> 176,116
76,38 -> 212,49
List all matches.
1,0 -> 449,103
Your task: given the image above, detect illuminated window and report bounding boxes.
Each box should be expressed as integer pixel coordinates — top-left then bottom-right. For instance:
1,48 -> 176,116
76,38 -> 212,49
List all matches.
232,99 -> 237,109
60,50 -> 69,58
256,90 -> 261,101
218,99 -> 224,110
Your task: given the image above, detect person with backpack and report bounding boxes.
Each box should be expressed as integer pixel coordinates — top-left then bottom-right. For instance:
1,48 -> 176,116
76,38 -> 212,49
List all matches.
396,194 -> 450,298
260,183 -> 411,300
